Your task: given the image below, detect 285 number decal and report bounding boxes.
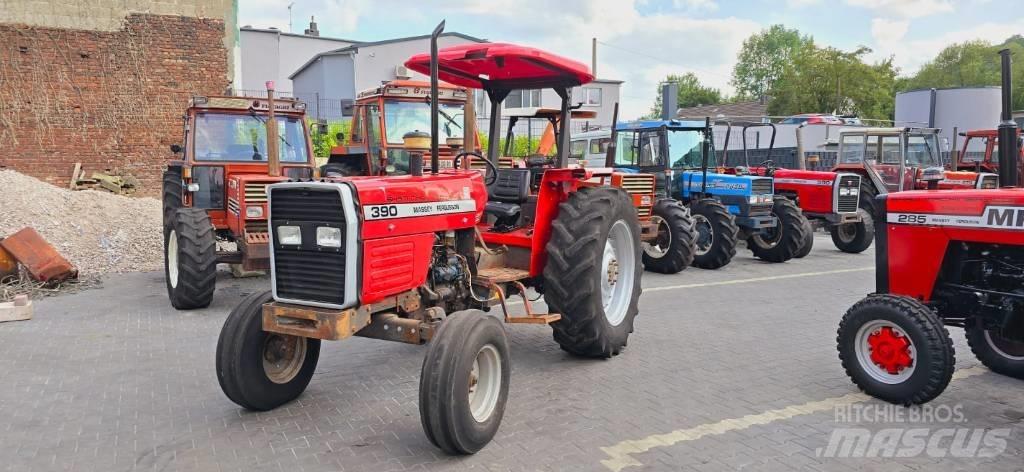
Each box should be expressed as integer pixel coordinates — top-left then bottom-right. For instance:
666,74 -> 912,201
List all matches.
896,214 -> 927,224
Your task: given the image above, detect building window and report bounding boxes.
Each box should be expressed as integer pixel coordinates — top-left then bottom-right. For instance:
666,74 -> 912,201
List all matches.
590,137 -> 611,155
506,89 -> 541,108
582,87 -> 602,106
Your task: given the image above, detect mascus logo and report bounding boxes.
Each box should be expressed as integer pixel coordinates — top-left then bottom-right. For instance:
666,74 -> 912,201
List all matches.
986,206 -> 1024,228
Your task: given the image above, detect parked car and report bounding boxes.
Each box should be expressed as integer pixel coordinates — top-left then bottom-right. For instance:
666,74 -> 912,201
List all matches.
780,113 -> 843,125
839,115 -> 863,125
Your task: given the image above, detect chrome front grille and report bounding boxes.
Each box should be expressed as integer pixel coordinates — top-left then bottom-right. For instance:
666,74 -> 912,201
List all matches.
269,186 -> 347,306
749,203 -> 773,216
244,182 -> 269,203
835,174 -> 860,214
619,174 -> 656,195
751,177 -> 772,196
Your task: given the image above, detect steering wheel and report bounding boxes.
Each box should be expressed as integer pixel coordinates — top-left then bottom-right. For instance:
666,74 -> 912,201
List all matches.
453,151 -> 498,186
761,159 -> 777,175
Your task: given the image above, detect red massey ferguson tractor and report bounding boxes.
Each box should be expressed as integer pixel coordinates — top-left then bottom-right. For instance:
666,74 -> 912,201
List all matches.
954,128 -> 1024,184
837,49 -> 1024,404
163,89 -> 316,309
215,25 -> 646,454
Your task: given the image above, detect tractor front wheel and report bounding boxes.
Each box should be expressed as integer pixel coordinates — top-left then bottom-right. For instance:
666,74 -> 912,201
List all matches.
543,187 -> 642,358
837,294 -> 955,405
216,290 -> 321,411
420,311 -> 510,455
747,197 -> 808,263
689,199 -> 738,270
830,209 -> 875,253
164,208 -> 217,309
641,199 -> 696,274
794,218 -> 814,259
965,317 -> 1024,379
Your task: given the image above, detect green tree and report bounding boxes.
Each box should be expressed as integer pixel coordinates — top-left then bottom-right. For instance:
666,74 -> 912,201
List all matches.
646,72 -> 723,118
768,45 -> 897,120
731,24 -> 812,100
900,37 -> 1024,111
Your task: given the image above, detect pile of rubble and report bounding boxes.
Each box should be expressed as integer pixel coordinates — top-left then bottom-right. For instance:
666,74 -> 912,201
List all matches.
0,170 -> 164,277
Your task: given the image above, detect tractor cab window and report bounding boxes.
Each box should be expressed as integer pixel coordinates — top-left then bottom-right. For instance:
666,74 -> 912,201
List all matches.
383,100 -> 464,144
879,136 -> 901,164
570,140 -> 587,159
905,134 -> 941,167
667,129 -> 706,169
193,113 -> 309,163
839,133 -> 866,164
615,131 -> 663,167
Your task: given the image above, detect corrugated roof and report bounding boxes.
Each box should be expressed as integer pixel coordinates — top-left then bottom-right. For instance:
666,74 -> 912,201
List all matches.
675,100 -> 768,120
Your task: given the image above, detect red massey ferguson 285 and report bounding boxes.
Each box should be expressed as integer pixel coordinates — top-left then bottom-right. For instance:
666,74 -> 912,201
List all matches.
837,49 -> 1024,404
215,24 -> 646,454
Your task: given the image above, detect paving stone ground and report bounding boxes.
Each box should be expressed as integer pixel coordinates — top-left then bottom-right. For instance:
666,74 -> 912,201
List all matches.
1,233 -> 1021,471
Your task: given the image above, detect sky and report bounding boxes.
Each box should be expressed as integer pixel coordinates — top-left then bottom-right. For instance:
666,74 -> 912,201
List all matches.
238,0 -> 1023,119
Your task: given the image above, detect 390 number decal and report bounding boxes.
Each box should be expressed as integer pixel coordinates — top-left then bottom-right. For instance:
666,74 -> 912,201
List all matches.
367,205 -> 399,219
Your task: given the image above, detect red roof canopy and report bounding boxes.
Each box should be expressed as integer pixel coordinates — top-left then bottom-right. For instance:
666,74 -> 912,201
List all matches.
404,43 -> 594,91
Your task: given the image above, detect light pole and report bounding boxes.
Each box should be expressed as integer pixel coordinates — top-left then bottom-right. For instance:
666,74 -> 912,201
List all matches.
287,2 -> 295,33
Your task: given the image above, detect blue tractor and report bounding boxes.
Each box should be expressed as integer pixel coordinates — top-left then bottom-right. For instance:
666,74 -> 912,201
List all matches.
605,119 -> 808,269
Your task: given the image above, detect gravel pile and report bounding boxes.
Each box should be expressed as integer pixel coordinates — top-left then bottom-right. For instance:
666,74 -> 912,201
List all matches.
0,170 -> 163,276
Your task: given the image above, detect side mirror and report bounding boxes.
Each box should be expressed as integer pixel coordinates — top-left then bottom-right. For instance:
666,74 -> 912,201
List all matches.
335,132 -> 345,142
170,144 -> 182,154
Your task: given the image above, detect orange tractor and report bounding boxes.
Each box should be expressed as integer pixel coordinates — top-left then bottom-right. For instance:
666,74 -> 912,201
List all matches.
162,86 -> 317,309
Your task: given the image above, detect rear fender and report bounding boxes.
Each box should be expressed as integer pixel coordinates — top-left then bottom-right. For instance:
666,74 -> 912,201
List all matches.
530,168 -> 587,276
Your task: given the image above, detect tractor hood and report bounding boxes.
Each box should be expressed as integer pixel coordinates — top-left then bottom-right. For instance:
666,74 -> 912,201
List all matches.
676,170 -> 773,196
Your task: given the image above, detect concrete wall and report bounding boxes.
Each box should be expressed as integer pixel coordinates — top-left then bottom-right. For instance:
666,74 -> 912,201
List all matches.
238,28 -> 355,94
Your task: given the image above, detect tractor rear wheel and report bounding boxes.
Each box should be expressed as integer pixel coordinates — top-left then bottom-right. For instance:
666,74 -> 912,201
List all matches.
641,199 -> 696,274
830,209 -> 875,254
162,169 -> 183,229
747,197 -> 808,263
965,317 -> 1024,379
857,182 -> 878,218
216,290 -> 321,411
837,294 -> 955,405
794,218 -> 814,259
543,187 -> 642,358
688,199 -> 738,270
164,208 -> 217,310
420,311 -> 510,455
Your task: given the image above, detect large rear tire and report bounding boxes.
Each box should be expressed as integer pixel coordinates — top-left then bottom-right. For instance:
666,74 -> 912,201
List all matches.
747,197 -> 808,263
321,161 -> 363,177
216,290 -> 320,410
837,295 -> 955,405
965,317 -> 1024,379
420,311 -> 510,455
162,169 -> 183,230
164,208 -> 217,310
543,187 -> 642,358
689,199 -> 738,270
830,208 -> 875,254
641,199 -> 696,274
794,218 -> 814,259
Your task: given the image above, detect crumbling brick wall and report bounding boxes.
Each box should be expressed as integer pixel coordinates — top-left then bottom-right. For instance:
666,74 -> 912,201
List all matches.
0,13 -> 229,196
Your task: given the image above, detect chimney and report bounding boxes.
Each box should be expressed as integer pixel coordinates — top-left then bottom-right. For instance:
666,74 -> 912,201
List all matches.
304,16 -> 319,36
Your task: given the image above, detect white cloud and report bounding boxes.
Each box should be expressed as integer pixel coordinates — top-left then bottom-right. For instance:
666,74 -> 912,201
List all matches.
785,0 -> 822,7
844,0 -> 954,19
868,17 -> 1024,74
870,18 -> 910,44
673,0 -> 719,12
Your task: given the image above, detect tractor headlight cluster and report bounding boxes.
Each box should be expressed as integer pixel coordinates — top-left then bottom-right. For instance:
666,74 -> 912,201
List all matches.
748,194 -> 773,204
277,225 -> 302,245
246,206 -> 263,218
839,187 -> 859,196
316,227 -> 342,248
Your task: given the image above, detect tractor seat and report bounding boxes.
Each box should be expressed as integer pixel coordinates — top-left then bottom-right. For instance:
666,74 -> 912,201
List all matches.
485,169 -> 530,230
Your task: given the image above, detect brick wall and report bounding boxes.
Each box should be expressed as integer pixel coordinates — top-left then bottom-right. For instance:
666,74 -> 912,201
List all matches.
0,13 -> 230,196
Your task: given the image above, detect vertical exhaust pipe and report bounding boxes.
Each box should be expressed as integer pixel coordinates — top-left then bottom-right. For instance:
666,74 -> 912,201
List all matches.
604,102 -> 619,167
429,21 -> 445,175
265,81 -> 281,177
998,49 -> 1019,187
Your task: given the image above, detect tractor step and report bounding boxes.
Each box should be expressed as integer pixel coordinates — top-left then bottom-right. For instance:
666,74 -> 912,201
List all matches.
506,313 -> 561,324
475,267 -> 530,284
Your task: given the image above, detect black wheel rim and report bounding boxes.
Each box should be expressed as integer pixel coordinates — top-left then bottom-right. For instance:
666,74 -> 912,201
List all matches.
837,223 -> 857,243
